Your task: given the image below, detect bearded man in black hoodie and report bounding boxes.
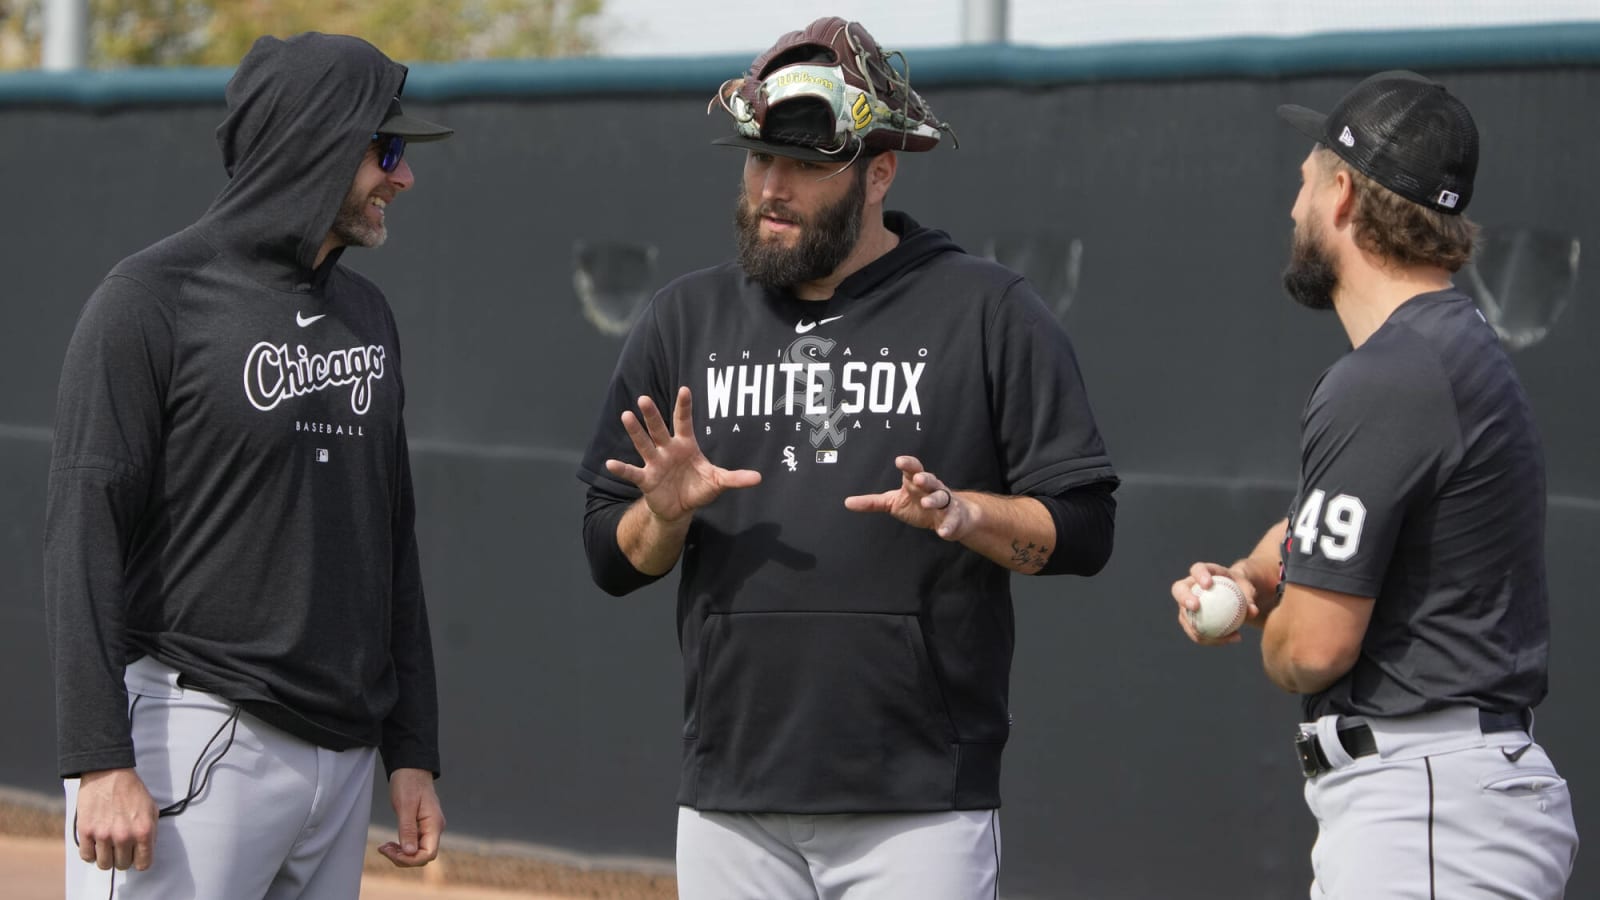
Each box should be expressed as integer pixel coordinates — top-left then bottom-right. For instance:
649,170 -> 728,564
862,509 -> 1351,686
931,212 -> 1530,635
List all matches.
46,32 -> 451,899
579,18 -> 1118,899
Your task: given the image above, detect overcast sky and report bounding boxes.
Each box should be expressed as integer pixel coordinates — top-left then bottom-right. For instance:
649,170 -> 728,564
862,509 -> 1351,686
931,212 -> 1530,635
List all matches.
594,0 -> 1600,57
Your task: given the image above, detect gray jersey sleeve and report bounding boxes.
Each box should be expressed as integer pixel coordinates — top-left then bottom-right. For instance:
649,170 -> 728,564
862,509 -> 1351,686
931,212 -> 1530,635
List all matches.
1282,335 -> 1462,598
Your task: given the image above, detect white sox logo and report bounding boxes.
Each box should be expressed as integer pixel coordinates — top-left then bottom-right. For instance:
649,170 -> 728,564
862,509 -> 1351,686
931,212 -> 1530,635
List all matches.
788,335 -> 848,449
703,336 -> 927,451
243,342 -> 386,414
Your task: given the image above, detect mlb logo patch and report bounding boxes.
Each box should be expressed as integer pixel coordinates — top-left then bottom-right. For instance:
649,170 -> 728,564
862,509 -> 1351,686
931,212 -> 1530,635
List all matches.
1436,190 -> 1460,209
316,449 -> 330,463
815,450 -> 838,464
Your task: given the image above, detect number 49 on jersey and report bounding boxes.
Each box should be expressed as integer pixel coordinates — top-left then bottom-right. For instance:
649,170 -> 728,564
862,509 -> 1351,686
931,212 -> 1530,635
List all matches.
1293,489 -> 1367,562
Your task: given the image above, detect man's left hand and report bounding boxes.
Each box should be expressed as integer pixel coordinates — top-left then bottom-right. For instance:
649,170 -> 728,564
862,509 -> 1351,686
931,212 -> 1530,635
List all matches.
379,767 -> 444,867
844,455 -> 975,541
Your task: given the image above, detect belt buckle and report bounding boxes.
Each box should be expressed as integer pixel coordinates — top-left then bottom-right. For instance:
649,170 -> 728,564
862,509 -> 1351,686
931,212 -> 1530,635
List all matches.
1295,727 -> 1326,778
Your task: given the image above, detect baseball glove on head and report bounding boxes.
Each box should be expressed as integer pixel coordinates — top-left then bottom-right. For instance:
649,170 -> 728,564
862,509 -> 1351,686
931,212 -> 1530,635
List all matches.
710,17 -> 956,162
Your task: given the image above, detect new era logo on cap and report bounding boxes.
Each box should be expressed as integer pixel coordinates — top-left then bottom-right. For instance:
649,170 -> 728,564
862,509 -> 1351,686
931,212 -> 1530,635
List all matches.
1277,71 -> 1479,216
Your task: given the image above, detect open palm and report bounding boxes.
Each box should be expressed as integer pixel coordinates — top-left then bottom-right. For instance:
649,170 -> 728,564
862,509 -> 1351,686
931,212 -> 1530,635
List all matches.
605,387 -> 760,521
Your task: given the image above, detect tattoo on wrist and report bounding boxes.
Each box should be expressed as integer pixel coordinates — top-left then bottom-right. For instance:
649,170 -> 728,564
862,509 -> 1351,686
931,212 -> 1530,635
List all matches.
1010,540 -> 1052,573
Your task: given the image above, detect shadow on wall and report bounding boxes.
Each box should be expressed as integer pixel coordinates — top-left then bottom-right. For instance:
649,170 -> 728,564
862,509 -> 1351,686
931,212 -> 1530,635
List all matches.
970,224 -> 1583,345
1464,226 -> 1581,351
573,241 -> 660,338
980,233 -> 1084,322
565,225 -> 1580,364
566,233 -> 1088,338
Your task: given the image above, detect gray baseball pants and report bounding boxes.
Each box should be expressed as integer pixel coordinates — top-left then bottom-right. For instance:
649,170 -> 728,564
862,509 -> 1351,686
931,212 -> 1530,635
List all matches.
63,655 -> 378,900
1303,705 -> 1577,899
676,806 -> 1002,899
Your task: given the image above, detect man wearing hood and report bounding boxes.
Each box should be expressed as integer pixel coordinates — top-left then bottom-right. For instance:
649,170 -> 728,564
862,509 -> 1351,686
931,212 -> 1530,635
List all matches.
578,18 -> 1118,898
46,32 -> 452,899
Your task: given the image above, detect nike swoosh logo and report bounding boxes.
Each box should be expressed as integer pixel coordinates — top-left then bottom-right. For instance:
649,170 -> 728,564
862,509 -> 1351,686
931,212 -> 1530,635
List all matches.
794,315 -> 845,334
296,312 -> 326,327
1502,743 -> 1533,762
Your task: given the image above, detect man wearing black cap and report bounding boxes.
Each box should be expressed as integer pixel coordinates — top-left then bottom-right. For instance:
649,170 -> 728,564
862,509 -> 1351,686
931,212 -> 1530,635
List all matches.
46,32 -> 452,899
578,17 -> 1117,898
1170,71 -> 1578,896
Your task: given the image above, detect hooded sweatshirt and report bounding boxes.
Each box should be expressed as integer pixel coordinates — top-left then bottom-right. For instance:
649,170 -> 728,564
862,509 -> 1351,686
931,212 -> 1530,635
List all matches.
579,213 -> 1117,812
45,33 -> 438,778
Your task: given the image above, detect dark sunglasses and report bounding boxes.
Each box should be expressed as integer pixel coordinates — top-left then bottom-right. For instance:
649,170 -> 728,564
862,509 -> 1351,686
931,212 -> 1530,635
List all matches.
370,133 -> 407,173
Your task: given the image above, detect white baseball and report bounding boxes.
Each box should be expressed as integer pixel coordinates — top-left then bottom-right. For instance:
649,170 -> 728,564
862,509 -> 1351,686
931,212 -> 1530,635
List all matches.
1187,575 -> 1249,639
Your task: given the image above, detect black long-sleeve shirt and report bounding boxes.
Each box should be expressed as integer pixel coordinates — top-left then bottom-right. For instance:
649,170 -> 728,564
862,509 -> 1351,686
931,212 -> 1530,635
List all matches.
45,33 -> 439,779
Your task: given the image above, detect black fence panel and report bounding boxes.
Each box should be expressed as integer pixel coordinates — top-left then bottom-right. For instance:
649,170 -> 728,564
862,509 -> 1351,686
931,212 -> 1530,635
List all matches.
3,33 -> 1595,897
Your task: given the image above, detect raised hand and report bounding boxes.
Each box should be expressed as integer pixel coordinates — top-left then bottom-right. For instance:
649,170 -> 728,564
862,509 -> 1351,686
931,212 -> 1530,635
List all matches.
844,455 -> 974,541
605,387 -> 761,522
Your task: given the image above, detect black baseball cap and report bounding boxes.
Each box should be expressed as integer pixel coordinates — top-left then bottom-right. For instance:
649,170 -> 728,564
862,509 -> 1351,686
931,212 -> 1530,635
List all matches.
376,97 -> 453,142
1278,70 -> 1477,215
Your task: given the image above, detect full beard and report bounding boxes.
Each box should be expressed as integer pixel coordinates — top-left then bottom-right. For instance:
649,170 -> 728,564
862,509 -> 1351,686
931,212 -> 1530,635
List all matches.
1282,217 -> 1338,311
330,188 -> 387,250
734,169 -> 866,291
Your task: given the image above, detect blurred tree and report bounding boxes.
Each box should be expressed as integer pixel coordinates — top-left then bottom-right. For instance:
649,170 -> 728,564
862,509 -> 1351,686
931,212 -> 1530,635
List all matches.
0,0 -> 603,69
0,0 -> 42,68
95,0 -> 212,65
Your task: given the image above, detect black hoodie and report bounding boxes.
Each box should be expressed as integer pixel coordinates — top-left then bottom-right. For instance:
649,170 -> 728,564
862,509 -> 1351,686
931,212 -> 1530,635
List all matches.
45,33 -> 438,778
579,213 -> 1117,812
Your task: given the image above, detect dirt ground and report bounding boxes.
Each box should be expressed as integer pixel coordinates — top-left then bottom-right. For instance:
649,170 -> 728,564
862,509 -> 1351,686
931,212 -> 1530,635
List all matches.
0,790 -> 676,900
0,833 -> 639,899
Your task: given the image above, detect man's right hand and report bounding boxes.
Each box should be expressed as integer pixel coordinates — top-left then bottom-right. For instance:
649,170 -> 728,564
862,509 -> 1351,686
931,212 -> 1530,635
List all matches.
1171,561 -> 1263,646
75,767 -> 158,871
605,386 -> 761,523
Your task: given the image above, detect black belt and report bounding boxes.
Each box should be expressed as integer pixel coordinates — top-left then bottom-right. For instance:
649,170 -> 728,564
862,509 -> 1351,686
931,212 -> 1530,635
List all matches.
1296,708 -> 1528,778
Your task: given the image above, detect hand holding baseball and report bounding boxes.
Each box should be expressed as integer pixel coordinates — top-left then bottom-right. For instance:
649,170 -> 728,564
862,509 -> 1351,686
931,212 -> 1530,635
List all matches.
844,455 -> 973,541
1172,562 -> 1260,645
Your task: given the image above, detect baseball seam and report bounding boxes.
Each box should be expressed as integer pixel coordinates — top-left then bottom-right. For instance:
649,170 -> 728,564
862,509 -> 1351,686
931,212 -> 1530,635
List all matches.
1192,578 -> 1247,638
